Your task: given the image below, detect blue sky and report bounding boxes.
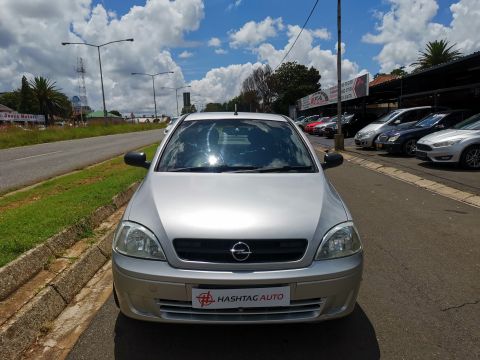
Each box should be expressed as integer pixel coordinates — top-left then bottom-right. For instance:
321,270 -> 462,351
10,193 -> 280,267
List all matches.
93,0 -> 458,81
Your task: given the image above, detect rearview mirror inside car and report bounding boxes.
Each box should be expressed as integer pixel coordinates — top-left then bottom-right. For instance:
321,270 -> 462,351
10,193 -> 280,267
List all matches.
322,152 -> 343,169
124,152 -> 151,169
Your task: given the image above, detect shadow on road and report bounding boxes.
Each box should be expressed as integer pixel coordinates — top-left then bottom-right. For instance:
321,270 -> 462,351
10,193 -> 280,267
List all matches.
113,305 -> 380,360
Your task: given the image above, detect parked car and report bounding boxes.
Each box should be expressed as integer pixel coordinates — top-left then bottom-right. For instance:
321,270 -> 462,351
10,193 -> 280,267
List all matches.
293,116 -> 306,123
354,107 -> 435,148
116,112 -> 363,324
304,117 -> 331,134
324,113 -> 378,139
375,110 -> 472,155
313,117 -> 336,136
297,115 -> 320,130
416,113 -> 480,169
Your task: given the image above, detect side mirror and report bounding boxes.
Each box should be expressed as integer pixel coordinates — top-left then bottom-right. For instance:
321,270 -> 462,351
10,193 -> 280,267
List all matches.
322,152 -> 343,169
124,152 -> 150,169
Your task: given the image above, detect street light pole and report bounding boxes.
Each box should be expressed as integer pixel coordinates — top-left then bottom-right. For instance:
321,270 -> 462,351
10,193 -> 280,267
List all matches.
131,71 -> 174,120
334,0 -> 344,150
61,38 -> 134,123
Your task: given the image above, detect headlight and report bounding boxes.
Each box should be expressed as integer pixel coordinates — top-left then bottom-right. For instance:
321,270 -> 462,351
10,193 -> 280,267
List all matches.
114,221 -> 166,260
388,134 -> 400,142
315,222 -> 362,260
432,139 -> 464,148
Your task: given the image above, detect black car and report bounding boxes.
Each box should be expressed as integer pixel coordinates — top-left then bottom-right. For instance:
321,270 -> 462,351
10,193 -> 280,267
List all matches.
375,110 -> 472,156
324,113 -> 378,138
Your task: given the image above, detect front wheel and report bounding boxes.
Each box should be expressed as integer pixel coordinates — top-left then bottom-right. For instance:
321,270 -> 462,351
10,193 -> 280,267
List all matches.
460,145 -> 480,169
403,139 -> 417,156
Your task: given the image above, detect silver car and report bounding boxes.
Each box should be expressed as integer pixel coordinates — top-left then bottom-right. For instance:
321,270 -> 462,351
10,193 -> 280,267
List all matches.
416,114 -> 480,169
355,106 -> 433,148
114,112 -> 363,324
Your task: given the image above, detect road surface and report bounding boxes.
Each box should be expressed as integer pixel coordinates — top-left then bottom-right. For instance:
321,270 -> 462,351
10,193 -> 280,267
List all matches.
66,152 -> 480,359
0,130 -> 164,194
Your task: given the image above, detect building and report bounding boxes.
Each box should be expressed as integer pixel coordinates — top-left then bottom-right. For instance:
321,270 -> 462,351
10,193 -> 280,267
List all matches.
85,111 -> 123,124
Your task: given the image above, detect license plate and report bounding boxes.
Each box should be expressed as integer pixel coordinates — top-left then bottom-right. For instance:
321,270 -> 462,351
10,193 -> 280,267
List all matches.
192,286 -> 290,309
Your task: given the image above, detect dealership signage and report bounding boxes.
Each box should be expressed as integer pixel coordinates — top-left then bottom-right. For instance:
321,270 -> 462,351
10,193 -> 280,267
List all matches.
298,73 -> 369,111
0,112 -> 46,123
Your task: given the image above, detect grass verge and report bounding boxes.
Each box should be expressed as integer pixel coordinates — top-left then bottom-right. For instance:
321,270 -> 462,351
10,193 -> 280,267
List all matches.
0,123 -> 165,149
0,143 -> 158,267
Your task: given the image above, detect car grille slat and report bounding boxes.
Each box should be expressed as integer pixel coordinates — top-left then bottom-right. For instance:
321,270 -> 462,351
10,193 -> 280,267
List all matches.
156,298 -> 324,322
416,143 -> 432,151
173,239 -> 307,263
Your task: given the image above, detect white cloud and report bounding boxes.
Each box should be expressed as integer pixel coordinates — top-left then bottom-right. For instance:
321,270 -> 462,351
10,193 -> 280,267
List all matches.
215,48 -> 228,55
363,0 -> 480,72
312,28 -> 331,40
0,0 -> 205,116
179,51 -> 193,59
229,17 -> 284,48
227,0 -> 242,11
255,25 -> 365,87
190,63 -> 264,104
208,37 -> 221,47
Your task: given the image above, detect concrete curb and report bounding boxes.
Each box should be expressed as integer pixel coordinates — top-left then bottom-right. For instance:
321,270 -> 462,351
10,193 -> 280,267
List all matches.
0,220 -> 117,360
0,182 -> 138,301
315,145 -> 480,209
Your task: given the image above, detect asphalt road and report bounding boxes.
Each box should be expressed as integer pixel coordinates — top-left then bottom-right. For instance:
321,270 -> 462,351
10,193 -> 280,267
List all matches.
67,154 -> 480,359
307,134 -> 480,195
0,130 -> 165,194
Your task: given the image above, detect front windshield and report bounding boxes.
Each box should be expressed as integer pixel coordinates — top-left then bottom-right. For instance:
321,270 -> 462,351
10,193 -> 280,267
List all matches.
373,110 -> 402,123
414,113 -> 447,128
157,119 -> 315,172
454,114 -> 480,130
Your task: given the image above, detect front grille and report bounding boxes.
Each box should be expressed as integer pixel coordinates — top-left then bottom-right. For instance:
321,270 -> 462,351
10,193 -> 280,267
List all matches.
416,143 -> 432,151
156,298 -> 324,322
173,239 -> 308,263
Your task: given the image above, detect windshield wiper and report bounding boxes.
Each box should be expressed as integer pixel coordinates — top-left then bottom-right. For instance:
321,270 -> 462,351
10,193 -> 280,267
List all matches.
234,165 -> 314,173
168,165 -> 257,173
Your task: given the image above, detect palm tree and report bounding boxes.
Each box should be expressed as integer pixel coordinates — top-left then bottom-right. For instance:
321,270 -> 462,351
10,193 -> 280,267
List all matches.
413,40 -> 462,70
29,76 -> 68,126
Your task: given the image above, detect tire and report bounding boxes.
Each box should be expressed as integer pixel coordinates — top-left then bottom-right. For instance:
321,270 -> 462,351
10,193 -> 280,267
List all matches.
403,139 -> 417,156
460,145 -> 480,169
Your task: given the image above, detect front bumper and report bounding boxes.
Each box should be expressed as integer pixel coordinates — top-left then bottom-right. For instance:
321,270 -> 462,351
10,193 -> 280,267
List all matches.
375,141 -> 402,153
415,145 -> 461,163
113,251 -> 363,324
354,135 -> 375,148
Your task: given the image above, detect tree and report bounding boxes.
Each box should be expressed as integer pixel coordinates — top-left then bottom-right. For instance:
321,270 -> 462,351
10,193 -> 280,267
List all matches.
29,76 -> 70,126
204,103 -> 225,112
181,104 -> 197,115
269,62 -> 321,115
413,40 -> 462,70
242,65 -> 274,112
110,110 -> 122,117
0,91 -> 20,111
390,67 -> 407,77
18,76 -> 37,114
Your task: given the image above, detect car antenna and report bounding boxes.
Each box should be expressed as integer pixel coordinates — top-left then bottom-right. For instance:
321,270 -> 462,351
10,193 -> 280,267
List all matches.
234,104 -> 238,116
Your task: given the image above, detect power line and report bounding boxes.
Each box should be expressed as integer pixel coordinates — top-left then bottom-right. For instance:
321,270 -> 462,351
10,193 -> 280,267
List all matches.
274,0 -> 319,70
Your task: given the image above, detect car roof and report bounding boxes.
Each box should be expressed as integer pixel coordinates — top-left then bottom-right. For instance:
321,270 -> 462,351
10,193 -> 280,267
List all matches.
184,112 -> 288,122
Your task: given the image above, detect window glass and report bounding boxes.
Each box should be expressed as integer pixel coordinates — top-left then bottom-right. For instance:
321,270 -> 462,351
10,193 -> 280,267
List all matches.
157,119 -> 315,172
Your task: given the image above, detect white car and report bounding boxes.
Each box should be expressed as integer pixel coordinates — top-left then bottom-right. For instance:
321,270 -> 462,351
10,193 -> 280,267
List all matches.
354,107 -> 433,148
416,114 -> 480,169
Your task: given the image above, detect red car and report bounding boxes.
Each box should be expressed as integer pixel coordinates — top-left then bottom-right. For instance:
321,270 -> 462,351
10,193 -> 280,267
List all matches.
304,117 -> 330,134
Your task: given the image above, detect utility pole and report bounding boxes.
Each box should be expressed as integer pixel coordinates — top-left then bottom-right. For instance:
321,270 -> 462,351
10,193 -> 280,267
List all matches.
334,0 -> 344,150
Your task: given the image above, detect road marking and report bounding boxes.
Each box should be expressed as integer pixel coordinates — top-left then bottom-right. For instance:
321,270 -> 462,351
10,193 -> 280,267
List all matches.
14,150 -> 62,161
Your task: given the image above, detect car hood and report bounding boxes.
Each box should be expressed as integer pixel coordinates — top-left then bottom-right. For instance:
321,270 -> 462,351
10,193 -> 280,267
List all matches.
125,172 -> 349,269
419,129 -> 479,144
386,126 -> 432,138
358,122 -> 385,133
